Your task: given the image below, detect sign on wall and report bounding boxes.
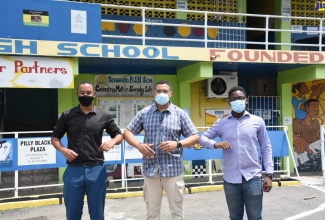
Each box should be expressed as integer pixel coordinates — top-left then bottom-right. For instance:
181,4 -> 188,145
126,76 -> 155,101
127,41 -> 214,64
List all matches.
18,138 -> 56,166
97,98 -> 154,129
0,56 -> 74,88
94,75 -> 155,97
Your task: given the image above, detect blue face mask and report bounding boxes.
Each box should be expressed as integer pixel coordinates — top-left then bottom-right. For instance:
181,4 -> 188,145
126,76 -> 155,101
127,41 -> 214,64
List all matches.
230,100 -> 246,113
155,93 -> 169,105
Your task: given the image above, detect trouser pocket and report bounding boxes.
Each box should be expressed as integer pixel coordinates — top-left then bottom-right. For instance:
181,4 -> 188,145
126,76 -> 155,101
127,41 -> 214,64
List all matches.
174,180 -> 185,203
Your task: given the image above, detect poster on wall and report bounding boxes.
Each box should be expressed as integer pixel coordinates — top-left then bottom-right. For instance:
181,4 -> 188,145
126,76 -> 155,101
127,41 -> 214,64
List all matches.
97,98 -> 154,129
94,75 -> 155,97
291,80 -> 325,172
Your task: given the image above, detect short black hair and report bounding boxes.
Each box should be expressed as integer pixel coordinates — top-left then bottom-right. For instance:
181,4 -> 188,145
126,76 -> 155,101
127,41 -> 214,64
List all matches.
228,86 -> 246,98
77,81 -> 94,91
155,80 -> 172,92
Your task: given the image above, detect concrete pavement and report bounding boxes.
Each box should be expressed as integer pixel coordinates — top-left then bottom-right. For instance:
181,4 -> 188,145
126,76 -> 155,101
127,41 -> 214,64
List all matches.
1,175 -> 325,219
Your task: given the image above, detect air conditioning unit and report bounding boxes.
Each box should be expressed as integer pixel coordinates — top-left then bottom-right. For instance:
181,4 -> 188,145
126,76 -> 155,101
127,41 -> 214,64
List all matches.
205,75 -> 238,98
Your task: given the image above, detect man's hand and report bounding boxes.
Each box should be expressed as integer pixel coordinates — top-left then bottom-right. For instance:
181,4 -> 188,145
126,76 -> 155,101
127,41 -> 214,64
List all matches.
293,137 -> 312,154
99,140 -> 116,152
159,141 -> 177,153
62,148 -> 78,162
214,141 -> 232,150
137,143 -> 155,159
263,177 -> 272,192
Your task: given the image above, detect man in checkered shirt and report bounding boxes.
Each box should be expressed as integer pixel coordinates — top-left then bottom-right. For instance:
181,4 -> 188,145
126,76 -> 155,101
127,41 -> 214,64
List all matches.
124,80 -> 199,220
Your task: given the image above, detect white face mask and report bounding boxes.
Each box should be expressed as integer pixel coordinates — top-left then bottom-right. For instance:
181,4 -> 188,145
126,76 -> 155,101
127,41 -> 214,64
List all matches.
155,93 -> 169,105
230,100 -> 246,113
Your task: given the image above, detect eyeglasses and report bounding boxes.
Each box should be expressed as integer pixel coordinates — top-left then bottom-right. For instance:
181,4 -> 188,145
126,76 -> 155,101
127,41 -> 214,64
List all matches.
229,97 -> 246,102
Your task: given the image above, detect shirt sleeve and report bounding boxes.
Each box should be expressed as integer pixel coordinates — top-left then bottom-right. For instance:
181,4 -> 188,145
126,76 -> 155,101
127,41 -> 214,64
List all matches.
127,110 -> 144,134
105,114 -> 122,138
51,112 -> 67,139
258,118 -> 274,174
180,110 -> 198,137
198,120 -> 219,149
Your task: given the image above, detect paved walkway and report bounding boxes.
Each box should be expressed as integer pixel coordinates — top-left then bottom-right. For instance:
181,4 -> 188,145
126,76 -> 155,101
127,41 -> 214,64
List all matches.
1,175 -> 325,219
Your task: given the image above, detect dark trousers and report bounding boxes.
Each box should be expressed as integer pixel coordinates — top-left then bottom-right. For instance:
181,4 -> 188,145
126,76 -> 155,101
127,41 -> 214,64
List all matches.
63,165 -> 107,220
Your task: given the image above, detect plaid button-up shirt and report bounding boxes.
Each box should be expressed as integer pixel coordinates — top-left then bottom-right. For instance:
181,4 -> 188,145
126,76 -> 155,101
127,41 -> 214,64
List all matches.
127,103 -> 198,178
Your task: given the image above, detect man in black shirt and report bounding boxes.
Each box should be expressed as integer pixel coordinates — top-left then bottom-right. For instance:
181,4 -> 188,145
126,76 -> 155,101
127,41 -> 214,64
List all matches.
51,81 -> 123,220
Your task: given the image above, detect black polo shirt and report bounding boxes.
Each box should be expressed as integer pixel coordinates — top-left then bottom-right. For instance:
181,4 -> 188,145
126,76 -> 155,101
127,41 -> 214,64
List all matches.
51,105 -> 122,164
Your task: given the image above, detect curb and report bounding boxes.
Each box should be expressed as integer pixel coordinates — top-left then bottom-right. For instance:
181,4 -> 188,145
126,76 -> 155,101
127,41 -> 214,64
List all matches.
0,198 -> 60,211
279,180 -> 301,186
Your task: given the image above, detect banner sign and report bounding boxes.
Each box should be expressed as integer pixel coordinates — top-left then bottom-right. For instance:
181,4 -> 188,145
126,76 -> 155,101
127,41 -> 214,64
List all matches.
0,56 -> 74,88
2,38 -> 325,64
0,130 -> 289,172
94,75 -> 154,97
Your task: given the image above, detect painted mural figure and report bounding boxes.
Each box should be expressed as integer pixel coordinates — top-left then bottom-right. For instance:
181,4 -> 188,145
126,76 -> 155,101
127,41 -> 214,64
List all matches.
293,99 -> 321,171
291,82 -> 317,120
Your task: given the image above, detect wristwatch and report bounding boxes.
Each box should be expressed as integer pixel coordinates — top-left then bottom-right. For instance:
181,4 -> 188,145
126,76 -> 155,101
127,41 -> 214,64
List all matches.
265,173 -> 273,180
177,141 -> 183,149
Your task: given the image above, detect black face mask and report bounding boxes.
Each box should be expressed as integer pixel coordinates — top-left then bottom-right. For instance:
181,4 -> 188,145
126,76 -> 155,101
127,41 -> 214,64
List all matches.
78,95 -> 94,106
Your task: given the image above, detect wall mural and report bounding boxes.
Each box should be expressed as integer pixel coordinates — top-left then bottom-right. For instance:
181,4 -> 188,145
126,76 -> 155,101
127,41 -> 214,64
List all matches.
292,80 -> 325,172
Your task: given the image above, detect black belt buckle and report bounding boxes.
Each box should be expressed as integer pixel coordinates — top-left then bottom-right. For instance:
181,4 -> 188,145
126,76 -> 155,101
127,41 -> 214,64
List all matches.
83,161 -> 103,167
69,161 -> 103,167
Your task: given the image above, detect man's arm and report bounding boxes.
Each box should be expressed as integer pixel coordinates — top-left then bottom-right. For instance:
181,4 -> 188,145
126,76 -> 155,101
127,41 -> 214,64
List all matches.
99,134 -> 123,151
123,129 -> 154,159
51,136 -> 78,162
179,133 -> 199,148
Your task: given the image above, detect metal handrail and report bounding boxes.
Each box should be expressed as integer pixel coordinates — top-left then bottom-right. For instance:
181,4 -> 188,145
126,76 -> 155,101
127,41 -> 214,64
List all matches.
0,126 -> 292,198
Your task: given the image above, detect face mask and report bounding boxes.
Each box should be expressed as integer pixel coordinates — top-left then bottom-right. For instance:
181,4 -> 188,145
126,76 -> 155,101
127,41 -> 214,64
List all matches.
155,93 -> 169,105
230,100 -> 246,113
78,95 -> 94,106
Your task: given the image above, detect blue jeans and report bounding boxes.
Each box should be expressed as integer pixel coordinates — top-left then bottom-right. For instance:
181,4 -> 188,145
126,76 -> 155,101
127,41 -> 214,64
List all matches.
223,176 -> 263,220
63,165 -> 107,220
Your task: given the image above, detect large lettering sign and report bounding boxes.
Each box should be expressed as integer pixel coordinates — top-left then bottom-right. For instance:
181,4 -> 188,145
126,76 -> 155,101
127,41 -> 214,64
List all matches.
210,49 -> 325,64
0,55 -> 74,88
0,39 -> 182,60
2,38 -> 325,64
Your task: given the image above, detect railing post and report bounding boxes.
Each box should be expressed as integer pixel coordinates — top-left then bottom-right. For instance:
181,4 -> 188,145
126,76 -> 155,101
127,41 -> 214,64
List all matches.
265,15 -> 269,50
14,132 -> 19,197
319,18 -> 323,51
142,7 -> 146,46
320,125 -> 325,176
204,12 -> 208,48
208,159 -> 213,183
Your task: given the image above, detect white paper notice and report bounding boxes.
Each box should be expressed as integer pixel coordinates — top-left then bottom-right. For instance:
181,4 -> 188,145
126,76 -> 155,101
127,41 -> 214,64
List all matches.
18,138 -> 56,165
119,101 -> 134,128
102,136 -> 122,161
71,10 -> 87,34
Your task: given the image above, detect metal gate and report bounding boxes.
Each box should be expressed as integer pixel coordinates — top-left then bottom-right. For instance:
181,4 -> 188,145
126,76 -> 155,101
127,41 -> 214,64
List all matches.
247,96 -> 282,171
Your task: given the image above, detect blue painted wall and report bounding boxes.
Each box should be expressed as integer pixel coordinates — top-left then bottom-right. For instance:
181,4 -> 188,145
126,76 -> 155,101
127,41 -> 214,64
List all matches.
0,0 -> 102,42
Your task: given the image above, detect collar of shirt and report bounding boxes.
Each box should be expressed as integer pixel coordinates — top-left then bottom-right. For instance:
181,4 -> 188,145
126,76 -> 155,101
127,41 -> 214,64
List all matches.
77,105 -> 98,114
227,110 -> 250,120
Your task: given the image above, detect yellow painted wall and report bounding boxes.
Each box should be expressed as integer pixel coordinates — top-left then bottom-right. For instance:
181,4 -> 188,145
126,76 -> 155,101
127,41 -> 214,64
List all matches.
190,80 -> 230,129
